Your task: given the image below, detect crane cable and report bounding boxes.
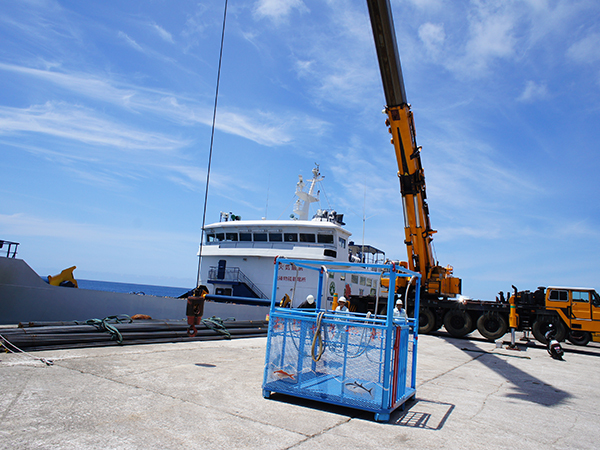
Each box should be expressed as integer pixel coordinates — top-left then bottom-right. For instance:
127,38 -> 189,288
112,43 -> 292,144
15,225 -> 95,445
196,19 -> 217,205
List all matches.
196,0 -> 229,288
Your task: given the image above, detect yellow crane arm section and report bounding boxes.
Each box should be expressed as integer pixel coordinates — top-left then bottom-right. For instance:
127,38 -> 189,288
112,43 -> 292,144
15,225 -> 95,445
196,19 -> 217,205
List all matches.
367,0 -> 460,297
386,105 -> 434,276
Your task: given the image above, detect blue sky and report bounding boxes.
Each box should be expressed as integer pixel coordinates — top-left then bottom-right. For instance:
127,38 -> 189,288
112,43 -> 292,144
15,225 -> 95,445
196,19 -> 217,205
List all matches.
2,0 -> 600,299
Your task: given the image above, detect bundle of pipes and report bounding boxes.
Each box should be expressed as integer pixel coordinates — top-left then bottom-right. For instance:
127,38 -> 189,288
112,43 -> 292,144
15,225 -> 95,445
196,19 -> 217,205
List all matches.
0,319 -> 268,352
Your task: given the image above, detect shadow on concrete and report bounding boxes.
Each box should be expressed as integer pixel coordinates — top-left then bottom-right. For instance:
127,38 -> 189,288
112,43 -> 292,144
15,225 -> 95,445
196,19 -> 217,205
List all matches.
561,343 -> 600,358
265,393 -> 454,428
432,330 -> 600,357
447,338 -> 571,406
265,392 -> 373,421
390,398 -> 454,430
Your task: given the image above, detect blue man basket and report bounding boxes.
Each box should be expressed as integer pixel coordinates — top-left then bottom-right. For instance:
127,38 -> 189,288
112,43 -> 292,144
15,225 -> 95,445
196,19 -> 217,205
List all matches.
262,258 -> 420,422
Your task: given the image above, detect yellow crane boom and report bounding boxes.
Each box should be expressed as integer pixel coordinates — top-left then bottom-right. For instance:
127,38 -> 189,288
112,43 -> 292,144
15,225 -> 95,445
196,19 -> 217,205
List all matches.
366,0 -> 460,298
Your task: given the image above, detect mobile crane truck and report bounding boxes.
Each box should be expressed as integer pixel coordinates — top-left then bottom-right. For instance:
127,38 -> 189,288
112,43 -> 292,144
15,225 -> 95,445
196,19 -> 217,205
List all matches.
364,0 -> 600,345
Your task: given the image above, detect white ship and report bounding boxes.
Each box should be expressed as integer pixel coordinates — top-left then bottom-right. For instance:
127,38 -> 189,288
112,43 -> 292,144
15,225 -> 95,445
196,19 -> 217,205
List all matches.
198,166 -> 386,310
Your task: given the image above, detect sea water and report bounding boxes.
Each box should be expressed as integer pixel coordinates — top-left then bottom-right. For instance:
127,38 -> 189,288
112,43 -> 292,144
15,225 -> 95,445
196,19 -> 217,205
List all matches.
77,279 -> 190,298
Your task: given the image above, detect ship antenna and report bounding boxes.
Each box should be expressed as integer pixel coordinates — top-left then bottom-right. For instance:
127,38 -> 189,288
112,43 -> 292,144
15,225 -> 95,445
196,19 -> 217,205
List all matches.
196,0 -> 228,288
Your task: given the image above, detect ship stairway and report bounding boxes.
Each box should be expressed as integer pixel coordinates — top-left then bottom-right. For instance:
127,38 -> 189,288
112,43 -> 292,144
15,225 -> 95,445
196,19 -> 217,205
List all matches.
207,266 -> 269,299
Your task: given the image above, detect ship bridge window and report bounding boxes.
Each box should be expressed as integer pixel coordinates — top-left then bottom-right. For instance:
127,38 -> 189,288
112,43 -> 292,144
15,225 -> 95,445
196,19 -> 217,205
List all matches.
299,233 -> 316,243
269,233 -> 282,242
206,233 -> 217,243
239,233 -> 252,242
253,233 -> 267,242
318,234 -> 334,244
339,237 -> 346,249
225,233 -> 238,242
284,233 -> 298,242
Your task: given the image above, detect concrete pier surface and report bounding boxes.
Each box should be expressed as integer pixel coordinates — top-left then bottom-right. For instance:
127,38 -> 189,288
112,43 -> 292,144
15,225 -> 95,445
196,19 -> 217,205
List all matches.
1,332 -> 598,449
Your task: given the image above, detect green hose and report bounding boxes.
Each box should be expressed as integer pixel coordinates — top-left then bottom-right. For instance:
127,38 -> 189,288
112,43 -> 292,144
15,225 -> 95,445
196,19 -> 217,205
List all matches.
83,315 -> 132,344
201,316 -> 231,339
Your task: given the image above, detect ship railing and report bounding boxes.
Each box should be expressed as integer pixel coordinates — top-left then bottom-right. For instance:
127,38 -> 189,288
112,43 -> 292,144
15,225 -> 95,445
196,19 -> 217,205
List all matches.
208,266 -> 269,299
0,240 -> 19,258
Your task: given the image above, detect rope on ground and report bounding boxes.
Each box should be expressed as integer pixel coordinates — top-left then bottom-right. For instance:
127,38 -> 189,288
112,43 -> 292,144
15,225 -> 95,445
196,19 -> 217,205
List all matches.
83,315 -> 132,345
202,316 -> 231,339
0,333 -> 53,365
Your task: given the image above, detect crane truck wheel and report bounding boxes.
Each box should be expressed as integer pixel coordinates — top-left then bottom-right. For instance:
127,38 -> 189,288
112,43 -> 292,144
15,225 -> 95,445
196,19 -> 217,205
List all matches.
476,312 -> 508,341
443,310 -> 473,338
418,308 -> 437,334
532,317 -> 567,344
567,331 -> 591,346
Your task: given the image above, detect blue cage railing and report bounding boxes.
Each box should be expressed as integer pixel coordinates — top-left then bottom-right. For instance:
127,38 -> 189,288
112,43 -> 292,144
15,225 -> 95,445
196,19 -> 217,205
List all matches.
262,258 -> 421,422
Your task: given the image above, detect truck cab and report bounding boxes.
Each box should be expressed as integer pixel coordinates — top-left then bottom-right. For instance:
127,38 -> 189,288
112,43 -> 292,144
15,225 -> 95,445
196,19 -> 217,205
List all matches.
545,287 -> 600,345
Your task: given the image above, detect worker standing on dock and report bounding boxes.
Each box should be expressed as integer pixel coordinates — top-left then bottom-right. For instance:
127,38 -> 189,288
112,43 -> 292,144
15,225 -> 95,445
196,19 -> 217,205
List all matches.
335,297 -> 349,312
298,294 -> 316,309
394,299 -> 407,322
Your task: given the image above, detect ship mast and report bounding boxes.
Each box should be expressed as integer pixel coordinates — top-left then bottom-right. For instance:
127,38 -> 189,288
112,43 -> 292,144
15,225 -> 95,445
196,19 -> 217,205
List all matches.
293,165 -> 323,221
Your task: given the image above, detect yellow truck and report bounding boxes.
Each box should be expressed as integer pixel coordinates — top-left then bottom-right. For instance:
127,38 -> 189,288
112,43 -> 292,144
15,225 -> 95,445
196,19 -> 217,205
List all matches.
514,286 -> 600,346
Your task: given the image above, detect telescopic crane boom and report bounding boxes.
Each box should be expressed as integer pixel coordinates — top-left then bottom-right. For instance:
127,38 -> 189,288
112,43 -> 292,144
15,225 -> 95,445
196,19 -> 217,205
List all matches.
366,0 -> 461,298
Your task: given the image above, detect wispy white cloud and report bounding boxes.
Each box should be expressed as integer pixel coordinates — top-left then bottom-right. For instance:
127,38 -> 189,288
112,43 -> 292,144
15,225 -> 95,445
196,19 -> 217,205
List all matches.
282,2 -> 379,108
130,162 -> 270,213
117,30 -> 177,64
0,62 -> 319,147
150,22 -> 174,43
0,0 -> 83,50
0,101 -> 189,150
216,109 -> 293,146
0,212 -> 183,243
412,1 -> 595,80
118,31 -> 144,52
211,107 -> 328,147
253,0 -> 309,24
62,166 -> 132,191
454,3 -> 518,76
419,22 -> 445,56
404,0 -> 444,9
567,32 -> 600,64
0,62 -> 209,124
0,62 -> 138,106
165,165 -> 205,192
180,4 -> 210,49
1,140 -> 100,164
517,80 -> 548,102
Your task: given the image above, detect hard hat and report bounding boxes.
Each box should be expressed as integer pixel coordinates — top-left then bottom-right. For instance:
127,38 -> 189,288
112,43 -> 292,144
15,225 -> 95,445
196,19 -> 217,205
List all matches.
338,296 -> 347,303
396,299 -> 403,305
306,294 -> 315,304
